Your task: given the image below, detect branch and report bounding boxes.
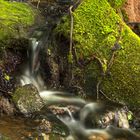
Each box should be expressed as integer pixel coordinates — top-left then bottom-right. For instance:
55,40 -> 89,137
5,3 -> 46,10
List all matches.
72,0 -> 84,11
99,90 -> 125,106
69,5 -> 74,60
0,88 -> 12,97
36,0 -> 40,9
106,24 -> 123,74
96,80 -> 102,101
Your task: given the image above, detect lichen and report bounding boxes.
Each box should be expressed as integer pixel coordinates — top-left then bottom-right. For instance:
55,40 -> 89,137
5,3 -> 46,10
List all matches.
13,85 -> 44,114
56,0 -> 140,107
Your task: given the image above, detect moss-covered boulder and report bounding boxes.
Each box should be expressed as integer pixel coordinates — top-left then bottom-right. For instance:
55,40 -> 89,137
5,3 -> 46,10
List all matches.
0,0 -> 35,52
55,0 -> 140,106
13,84 -> 44,115
0,0 -> 34,39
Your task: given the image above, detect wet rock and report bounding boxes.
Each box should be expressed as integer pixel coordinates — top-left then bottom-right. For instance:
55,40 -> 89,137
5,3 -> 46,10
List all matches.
13,84 -> 44,116
48,105 -> 80,115
0,96 -> 17,116
36,119 -> 52,133
99,107 -> 130,129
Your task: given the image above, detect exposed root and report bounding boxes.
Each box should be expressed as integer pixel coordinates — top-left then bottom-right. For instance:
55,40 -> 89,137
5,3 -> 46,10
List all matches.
96,80 -> 102,101
99,90 -> 125,106
68,5 -> 74,86
36,0 -> 40,9
69,5 -> 73,59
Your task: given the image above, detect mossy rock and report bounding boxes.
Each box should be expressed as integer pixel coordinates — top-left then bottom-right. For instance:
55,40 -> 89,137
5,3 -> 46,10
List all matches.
13,84 -> 44,115
56,0 -> 140,107
0,0 -> 35,39
0,0 -> 36,52
107,0 -> 126,9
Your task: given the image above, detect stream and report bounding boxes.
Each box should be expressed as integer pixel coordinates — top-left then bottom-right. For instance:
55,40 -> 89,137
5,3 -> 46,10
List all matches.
0,115 -> 64,140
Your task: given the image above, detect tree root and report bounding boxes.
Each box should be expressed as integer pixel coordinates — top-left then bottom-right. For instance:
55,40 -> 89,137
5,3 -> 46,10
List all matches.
37,0 -> 40,9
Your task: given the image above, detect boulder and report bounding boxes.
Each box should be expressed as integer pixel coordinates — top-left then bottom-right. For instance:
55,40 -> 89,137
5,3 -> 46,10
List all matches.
0,0 -> 39,53
55,0 -> 140,107
0,0 -> 35,40
13,84 -> 44,115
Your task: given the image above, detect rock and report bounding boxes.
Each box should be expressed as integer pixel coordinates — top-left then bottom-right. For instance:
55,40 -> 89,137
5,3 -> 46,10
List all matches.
36,119 -> 52,133
0,0 -> 35,40
99,108 -> 130,129
13,84 -> 44,116
55,0 -> 140,107
0,96 -> 17,116
123,0 -> 140,22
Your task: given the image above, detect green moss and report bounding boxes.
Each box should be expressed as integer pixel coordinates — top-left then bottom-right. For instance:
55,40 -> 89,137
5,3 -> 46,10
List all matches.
13,85 -> 43,114
13,85 -> 37,104
56,0 -> 120,60
121,9 -> 129,22
56,0 -> 140,106
0,0 -> 35,40
102,26 -> 140,106
107,0 -> 126,8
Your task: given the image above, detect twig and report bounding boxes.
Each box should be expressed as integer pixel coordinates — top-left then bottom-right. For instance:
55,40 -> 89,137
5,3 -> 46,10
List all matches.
96,80 -> 102,101
99,90 -> 113,101
117,8 -> 124,22
99,90 -> 125,106
106,24 -> 123,74
0,88 -> 12,97
69,5 -> 74,60
106,51 -> 115,73
68,5 -> 74,86
36,0 -> 40,9
72,0 -> 84,11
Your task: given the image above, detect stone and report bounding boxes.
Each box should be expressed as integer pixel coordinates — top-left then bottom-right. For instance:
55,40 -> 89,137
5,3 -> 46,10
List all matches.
13,84 -> 44,116
55,0 -> 140,107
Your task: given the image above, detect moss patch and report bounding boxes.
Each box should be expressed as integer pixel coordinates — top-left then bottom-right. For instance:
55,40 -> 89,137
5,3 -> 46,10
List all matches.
107,0 -> 126,9
13,85 -> 44,114
56,0 -> 140,106
0,0 -> 35,39
102,26 -> 140,106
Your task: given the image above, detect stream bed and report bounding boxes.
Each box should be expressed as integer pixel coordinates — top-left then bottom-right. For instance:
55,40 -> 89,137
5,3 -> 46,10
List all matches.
0,115 -> 64,140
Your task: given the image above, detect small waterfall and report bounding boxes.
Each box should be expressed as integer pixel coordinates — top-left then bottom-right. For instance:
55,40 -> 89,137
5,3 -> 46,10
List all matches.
57,103 -> 111,140
20,37 -> 44,91
28,38 -> 40,75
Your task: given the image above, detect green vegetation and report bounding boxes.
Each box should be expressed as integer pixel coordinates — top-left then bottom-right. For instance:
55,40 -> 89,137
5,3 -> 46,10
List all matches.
0,0 -> 34,39
0,0 -> 35,52
13,85 -> 43,114
56,0 -> 140,106
107,0 -> 126,8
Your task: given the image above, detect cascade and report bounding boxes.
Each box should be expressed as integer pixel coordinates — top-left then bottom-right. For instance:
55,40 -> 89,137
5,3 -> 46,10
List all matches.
20,37 -> 44,90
